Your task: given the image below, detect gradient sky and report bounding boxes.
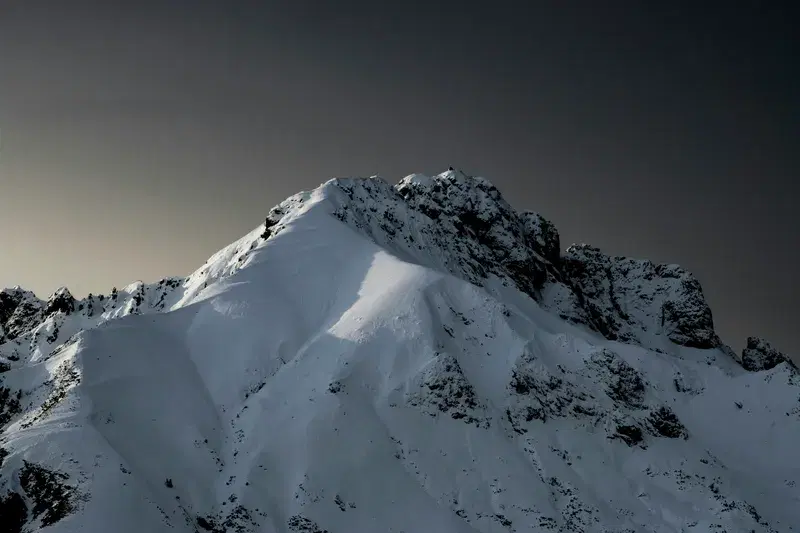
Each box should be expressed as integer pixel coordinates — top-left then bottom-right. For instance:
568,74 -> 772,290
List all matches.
0,1 -> 797,357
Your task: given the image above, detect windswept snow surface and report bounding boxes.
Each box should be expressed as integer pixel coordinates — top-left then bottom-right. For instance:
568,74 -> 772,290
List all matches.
1,172 -> 799,533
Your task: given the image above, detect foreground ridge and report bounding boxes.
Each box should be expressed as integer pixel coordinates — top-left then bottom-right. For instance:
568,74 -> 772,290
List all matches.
0,170 -> 797,533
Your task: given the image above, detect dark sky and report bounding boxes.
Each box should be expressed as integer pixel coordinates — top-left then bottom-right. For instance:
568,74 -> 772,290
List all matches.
0,1 -> 797,357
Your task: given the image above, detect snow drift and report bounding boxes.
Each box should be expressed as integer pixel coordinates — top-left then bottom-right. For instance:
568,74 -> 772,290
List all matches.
0,170 -> 797,533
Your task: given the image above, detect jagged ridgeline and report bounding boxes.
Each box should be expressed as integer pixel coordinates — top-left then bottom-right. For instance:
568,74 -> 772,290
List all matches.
0,170 -> 797,533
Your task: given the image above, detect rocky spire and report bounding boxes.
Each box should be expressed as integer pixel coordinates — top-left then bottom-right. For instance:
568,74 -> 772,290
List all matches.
740,337 -> 795,372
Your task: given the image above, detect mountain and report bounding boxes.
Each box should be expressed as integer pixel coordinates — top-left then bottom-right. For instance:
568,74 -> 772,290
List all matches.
1,170 -> 797,533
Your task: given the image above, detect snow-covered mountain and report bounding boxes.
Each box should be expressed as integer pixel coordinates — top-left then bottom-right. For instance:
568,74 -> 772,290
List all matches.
1,170 -> 797,533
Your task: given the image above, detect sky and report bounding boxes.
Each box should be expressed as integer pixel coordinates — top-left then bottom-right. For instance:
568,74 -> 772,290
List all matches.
0,1 -> 797,357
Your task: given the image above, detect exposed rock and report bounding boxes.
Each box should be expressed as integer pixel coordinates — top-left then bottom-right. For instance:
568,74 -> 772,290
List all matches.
588,349 -> 646,409
741,337 -> 795,372
261,215 -> 279,240
395,171 -> 549,297
0,288 -> 28,326
288,515 -> 329,533
196,515 -> 221,532
1,288 -> 44,342
0,386 -> 23,427
18,461 -> 79,528
520,210 -> 561,266
614,424 -> 644,447
549,245 -> 720,349
507,352 -> 596,433
406,352 -> 489,428
647,406 -> 689,439
44,287 -> 76,316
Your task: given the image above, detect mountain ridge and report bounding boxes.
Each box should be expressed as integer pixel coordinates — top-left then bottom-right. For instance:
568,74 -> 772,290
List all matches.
0,170 -> 797,533
2,170 -> 785,368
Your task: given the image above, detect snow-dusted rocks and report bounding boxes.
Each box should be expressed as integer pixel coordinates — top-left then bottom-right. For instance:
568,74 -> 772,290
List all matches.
0,288 -> 44,342
0,169 -> 796,533
741,336 -> 795,372
520,210 -> 561,266
44,287 -> 76,316
0,278 -> 194,367
551,244 -> 720,350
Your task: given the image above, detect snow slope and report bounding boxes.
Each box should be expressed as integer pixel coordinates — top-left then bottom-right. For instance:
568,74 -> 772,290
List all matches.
1,170 -> 798,533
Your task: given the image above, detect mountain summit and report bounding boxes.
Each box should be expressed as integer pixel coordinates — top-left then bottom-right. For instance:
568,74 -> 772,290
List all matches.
1,170 -> 797,533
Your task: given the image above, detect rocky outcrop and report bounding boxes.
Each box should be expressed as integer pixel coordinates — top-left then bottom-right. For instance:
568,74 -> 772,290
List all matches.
1,289 -> 44,342
396,171 -> 551,296
44,288 -> 76,316
741,337 -> 795,372
547,245 -> 720,350
0,288 -> 27,326
520,210 -> 561,266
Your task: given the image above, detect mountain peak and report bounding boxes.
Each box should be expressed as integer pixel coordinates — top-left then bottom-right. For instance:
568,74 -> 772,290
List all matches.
0,170 -> 795,533
0,170 -> 757,365
44,287 -> 76,316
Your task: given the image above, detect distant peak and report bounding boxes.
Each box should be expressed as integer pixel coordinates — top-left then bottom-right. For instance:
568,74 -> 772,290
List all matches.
122,281 -> 146,293
1,286 -> 36,299
48,286 -> 74,299
45,287 -> 76,316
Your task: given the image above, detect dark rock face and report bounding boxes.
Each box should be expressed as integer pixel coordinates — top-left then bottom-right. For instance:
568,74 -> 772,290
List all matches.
741,337 -> 795,372
44,288 -> 76,316
18,461 -> 77,527
0,461 -> 79,532
602,355 -> 646,409
547,245 -> 720,350
556,245 -> 628,342
520,211 -> 561,266
614,424 -> 644,446
288,515 -> 329,533
647,406 -> 689,439
406,352 -> 489,428
658,278 -> 717,349
506,360 -> 594,430
0,289 -> 27,326
396,171 -> 550,298
0,386 -> 23,427
3,298 -> 43,342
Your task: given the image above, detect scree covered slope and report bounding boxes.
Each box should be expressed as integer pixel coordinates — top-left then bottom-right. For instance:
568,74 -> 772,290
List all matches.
0,170 -> 798,533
